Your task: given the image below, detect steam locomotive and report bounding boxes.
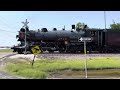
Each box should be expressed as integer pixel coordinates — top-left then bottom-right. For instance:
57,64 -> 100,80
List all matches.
11,24 -> 120,54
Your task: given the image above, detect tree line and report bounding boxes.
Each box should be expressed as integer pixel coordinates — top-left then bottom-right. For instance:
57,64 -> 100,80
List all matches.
76,22 -> 120,29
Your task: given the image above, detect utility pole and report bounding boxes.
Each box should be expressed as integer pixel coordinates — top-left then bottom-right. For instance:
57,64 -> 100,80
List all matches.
104,11 -> 106,30
104,11 -> 107,49
22,19 -> 29,55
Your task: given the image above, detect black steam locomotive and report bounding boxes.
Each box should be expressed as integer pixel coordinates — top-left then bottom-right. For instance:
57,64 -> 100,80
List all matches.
11,24 -> 120,54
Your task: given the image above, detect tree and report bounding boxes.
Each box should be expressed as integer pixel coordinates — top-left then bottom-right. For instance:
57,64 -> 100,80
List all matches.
110,23 -> 120,29
76,22 -> 89,30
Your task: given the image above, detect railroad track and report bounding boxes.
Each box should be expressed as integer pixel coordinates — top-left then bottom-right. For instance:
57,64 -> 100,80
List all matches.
37,53 -> 120,56
0,53 -> 17,64
0,53 -> 21,79
36,53 -> 120,60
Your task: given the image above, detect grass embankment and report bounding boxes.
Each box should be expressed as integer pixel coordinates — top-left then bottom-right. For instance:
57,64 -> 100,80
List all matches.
0,49 -> 13,52
5,57 -> 120,79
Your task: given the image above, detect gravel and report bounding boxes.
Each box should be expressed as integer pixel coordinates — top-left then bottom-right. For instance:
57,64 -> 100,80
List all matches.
36,53 -> 120,60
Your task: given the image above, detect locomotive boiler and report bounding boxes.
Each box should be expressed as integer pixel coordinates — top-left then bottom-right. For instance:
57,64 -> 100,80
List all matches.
11,24 -> 96,54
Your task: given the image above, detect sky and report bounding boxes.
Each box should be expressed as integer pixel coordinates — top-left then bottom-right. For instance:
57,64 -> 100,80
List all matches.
0,11 -> 120,46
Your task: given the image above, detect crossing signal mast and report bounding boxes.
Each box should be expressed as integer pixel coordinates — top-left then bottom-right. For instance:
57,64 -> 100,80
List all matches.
22,19 -> 29,55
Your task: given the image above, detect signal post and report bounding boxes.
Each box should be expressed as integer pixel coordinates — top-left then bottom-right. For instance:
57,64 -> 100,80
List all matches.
22,19 -> 29,55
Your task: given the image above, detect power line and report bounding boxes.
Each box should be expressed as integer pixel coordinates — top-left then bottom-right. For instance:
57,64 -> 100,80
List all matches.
0,16 -> 19,29
0,32 -> 16,39
0,28 -> 17,33
0,36 -> 15,39
0,20 -> 18,30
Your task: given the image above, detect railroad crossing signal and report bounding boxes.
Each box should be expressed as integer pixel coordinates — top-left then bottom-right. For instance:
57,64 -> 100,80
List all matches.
31,45 -> 41,55
22,19 -> 29,55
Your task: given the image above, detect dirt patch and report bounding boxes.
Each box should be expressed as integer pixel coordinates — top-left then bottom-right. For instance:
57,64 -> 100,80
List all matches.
48,69 -> 120,79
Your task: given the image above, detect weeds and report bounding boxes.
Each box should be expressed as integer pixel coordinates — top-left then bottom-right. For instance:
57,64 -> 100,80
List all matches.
5,57 -> 120,79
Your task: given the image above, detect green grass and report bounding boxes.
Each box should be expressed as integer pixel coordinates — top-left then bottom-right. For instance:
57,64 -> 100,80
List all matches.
0,49 -> 13,52
5,57 -> 120,79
